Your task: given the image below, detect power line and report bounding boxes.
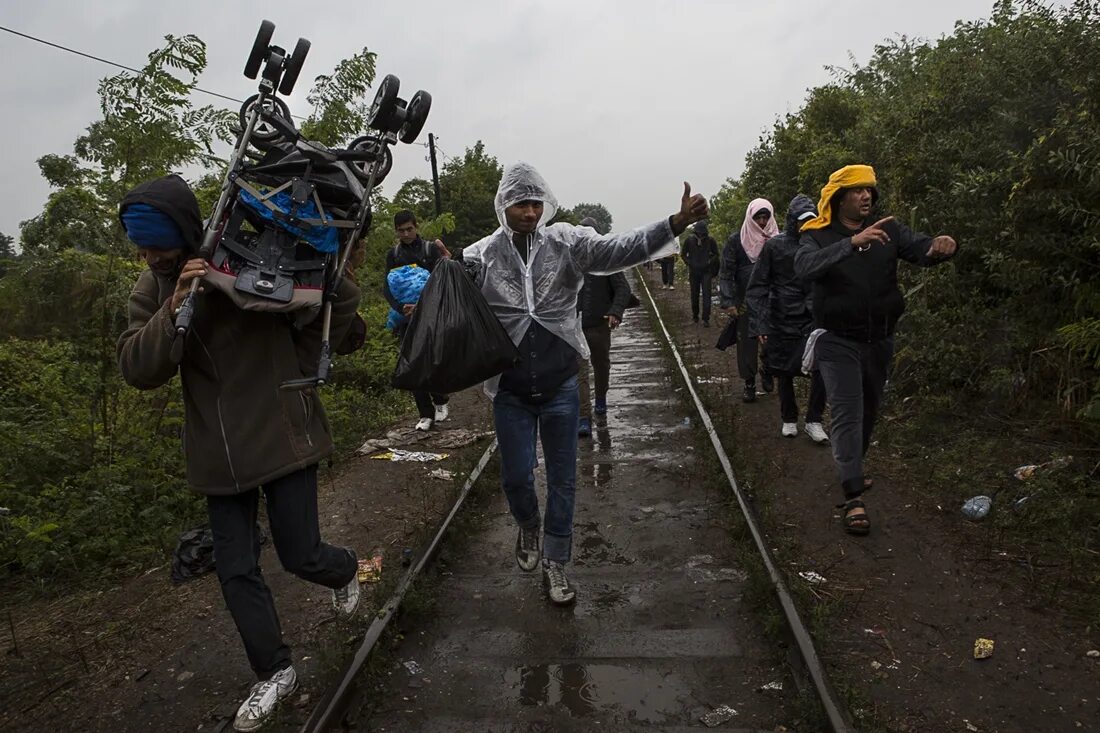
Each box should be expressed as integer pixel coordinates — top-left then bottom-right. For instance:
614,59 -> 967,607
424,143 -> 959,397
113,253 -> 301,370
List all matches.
0,24 -> 249,107
0,23 -> 438,149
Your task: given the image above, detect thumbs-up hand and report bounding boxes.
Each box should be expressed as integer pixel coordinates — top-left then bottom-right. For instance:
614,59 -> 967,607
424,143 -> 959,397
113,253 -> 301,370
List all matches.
671,182 -> 709,234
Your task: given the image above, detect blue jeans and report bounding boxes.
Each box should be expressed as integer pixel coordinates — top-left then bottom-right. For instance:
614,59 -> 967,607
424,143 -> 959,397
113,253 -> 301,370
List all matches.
493,375 -> 580,564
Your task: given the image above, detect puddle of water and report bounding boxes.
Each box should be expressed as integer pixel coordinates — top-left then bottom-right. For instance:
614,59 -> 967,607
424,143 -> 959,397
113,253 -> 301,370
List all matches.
503,664 -> 686,723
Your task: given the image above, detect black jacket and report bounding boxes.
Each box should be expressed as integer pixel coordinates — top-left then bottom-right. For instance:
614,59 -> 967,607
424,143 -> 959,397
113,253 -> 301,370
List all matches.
577,272 -> 631,329
383,238 -> 443,311
718,233 -> 755,308
794,217 -> 957,342
745,195 -> 816,339
681,234 -> 719,275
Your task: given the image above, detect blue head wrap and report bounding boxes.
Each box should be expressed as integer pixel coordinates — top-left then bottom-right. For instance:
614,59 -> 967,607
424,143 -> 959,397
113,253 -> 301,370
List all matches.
121,203 -> 186,250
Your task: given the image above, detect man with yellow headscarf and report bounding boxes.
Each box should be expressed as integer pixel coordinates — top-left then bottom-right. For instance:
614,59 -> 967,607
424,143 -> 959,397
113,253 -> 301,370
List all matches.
794,165 -> 957,535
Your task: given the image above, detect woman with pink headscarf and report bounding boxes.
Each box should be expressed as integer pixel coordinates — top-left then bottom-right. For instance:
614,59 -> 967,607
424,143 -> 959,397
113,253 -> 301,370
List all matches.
719,198 -> 780,402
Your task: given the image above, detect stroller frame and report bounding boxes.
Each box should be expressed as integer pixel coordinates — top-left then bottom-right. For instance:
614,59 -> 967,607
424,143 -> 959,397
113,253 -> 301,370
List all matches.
172,20 -> 431,391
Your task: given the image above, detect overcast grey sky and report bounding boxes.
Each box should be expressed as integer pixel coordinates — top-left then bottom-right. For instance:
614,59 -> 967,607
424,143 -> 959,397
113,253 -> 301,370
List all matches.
0,0 -> 1042,242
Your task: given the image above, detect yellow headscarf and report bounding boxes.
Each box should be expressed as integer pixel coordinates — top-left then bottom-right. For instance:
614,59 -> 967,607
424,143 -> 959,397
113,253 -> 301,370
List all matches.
800,164 -> 877,232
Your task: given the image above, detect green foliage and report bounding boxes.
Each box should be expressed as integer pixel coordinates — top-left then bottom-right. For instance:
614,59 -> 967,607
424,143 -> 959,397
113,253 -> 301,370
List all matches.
714,0 -> 1100,429
569,202 -> 613,234
439,141 -> 503,246
19,35 -> 234,257
300,47 -> 378,146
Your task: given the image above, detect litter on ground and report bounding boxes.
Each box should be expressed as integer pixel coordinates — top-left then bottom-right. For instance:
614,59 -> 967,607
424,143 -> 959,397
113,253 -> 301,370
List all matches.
370,450 -> 449,462
357,555 -> 383,584
799,570 -> 827,585
700,705 -> 738,727
974,638 -> 995,659
429,468 -> 456,481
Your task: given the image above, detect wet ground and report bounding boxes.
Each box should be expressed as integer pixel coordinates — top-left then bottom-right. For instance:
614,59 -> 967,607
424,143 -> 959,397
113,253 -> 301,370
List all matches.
366,313 -> 793,731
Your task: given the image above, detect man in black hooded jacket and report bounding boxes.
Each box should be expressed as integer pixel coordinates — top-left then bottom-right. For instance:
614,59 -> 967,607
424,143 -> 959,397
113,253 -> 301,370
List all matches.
117,174 -> 362,731
746,194 -> 828,443
680,221 -> 719,325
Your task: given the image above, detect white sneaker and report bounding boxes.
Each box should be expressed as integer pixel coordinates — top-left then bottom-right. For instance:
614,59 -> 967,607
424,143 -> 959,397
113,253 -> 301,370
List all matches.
233,666 -> 298,732
415,417 -> 433,432
434,403 -> 450,423
805,422 -> 829,444
332,571 -> 361,617
781,422 -> 798,438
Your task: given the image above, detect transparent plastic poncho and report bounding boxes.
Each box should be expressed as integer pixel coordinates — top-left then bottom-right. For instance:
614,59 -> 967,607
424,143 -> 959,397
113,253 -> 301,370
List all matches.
462,162 -> 679,394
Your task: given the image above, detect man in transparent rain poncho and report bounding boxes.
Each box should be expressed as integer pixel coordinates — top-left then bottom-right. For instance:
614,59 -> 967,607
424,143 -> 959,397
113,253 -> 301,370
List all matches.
461,162 -> 708,605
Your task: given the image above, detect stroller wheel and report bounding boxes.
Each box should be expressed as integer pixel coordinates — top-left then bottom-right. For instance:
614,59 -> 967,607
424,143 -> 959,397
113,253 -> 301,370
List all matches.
348,136 -> 392,185
368,74 -> 400,132
244,20 -> 275,79
278,37 -> 311,95
399,90 -> 431,144
240,95 -> 293,143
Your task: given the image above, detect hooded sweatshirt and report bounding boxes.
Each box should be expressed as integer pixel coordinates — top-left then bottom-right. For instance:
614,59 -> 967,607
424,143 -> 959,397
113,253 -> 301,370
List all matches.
745,194 -> 817,339
461,162 -> 678,397
116,175 -> 361,495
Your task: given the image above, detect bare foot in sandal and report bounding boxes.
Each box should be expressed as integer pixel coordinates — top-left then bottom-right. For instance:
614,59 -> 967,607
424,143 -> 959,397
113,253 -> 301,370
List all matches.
840,498 -> 870,535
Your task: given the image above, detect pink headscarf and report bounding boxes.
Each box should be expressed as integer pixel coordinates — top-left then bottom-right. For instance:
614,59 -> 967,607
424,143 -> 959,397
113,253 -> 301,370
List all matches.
739,198 -> 779,262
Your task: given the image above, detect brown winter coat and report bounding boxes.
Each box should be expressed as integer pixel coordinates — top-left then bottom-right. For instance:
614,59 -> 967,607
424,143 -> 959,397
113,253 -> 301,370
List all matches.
117,270 -> 361,495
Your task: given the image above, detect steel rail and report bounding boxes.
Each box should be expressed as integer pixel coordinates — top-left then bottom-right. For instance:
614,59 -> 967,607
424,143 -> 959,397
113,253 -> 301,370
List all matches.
636,271 -> 854,733
298,438 -> 498,732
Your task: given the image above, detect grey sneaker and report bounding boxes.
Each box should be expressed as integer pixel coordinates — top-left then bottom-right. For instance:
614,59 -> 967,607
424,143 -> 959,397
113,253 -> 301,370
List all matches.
515,526 -> 540,572
332,568 -> 361,618
233,666 -> 298,732
543,559 -> 576,606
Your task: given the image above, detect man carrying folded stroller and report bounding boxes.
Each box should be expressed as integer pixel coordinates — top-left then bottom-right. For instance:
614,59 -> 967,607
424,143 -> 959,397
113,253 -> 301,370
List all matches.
461,162 -> 708,606
116,174 -> 363,731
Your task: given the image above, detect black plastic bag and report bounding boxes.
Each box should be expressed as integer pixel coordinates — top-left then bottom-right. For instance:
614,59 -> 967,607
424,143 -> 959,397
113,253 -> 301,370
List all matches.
171,523 -> 267,585
392,259 -> 519,393
715,315 -> 738,351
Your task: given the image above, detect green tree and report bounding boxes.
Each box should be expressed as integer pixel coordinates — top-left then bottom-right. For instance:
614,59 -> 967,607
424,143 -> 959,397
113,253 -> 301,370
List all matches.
0,232 -> 16,260
569,203 -> 613,234
299,47 -> 378,147
19,35 -> 234,256
439,141 -> 503,246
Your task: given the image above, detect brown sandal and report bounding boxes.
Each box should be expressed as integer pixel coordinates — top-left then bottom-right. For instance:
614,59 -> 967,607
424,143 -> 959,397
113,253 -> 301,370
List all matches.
838,498 -> 870,535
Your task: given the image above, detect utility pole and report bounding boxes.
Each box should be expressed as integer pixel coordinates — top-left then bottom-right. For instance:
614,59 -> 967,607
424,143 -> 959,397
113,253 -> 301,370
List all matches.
428,133 -> 442,217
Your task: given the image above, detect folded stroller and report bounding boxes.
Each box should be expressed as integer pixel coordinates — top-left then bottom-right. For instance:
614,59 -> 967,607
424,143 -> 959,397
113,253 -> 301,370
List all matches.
173,19 -> 432,391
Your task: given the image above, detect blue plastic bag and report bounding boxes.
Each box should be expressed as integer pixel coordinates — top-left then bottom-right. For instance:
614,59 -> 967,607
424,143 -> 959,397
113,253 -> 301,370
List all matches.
385,265 -> 431,330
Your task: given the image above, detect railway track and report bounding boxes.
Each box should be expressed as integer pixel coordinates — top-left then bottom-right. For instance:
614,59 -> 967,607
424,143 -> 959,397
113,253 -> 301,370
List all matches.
297,268 -> 853,730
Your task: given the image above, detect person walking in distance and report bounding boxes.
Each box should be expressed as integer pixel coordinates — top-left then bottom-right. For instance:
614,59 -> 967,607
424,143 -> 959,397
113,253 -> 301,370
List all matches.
659,253 -> 677,290
795,165 -> 958,535
575,217 -> 633,437
461,162 -> 707,605
720,198 -> 779,401
745,194 -> 828,442
116,175 -> 363,731
383,210 -> 452,431
680,221 -> 720,326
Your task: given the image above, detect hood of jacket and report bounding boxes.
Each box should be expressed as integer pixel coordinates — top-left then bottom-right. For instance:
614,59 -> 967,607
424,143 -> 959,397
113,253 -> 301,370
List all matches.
493,162 -> 559,236
784,194 -> 817,237
118,174 -> 203,254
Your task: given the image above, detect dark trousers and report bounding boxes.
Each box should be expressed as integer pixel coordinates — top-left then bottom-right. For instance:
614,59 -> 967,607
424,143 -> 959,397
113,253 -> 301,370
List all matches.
736,313 -> 759,383
414,391 -> 449,419
815,333 -> 894,499
207,464 -> 356,680
660,259 -> 676,286
688,270 -> 713,322
778,370 -> 827,423
579,321 -> 612,418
